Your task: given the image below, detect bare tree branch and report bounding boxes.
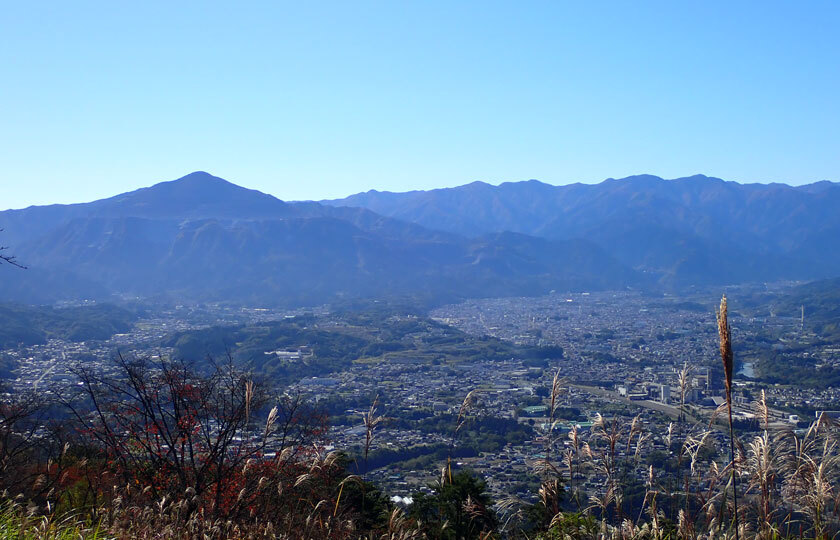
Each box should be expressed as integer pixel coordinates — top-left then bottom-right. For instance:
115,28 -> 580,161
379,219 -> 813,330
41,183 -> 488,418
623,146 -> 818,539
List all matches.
0,229 -> 26,268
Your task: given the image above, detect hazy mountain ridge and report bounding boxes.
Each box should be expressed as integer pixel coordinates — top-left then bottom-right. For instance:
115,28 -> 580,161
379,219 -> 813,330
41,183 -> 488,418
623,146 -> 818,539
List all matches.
0,172 -> 638,305
0,172 -> 456,247
325,174 -> 840,285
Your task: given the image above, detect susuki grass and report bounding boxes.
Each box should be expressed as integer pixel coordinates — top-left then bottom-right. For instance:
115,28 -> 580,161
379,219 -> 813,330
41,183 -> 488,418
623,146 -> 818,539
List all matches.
718,294 -> 740,539
0,501 -> 106,540
2,294 -> 840,539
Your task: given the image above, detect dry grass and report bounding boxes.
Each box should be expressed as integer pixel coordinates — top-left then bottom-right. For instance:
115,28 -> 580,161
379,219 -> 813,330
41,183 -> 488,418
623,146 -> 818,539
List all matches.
4,294 -> 840,539
718,294 -> 741,539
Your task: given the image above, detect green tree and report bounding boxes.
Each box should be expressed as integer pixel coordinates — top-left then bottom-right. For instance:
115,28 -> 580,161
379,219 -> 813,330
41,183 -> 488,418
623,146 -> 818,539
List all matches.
410,469 -> 497,539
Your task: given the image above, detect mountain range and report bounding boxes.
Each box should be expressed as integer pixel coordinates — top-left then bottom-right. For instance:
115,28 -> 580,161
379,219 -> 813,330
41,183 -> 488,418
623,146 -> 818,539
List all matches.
0,172 -> 636,305
326,174 -> 840,286
1,172 -> 837,306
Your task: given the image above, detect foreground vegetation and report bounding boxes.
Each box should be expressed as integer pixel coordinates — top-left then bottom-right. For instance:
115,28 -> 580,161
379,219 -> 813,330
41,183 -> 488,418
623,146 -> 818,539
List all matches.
1,300 -> 839,539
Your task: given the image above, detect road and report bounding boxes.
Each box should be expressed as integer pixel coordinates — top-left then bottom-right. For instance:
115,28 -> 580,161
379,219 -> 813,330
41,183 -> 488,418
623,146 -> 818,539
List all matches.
571,383 -> 706,425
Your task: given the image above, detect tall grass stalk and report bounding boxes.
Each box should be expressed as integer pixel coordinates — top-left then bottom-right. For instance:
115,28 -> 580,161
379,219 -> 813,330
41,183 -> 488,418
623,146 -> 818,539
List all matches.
717,294 -> 740,540
678,362 -> 692,424
362,394 -> 382,480
448,390 -> 476,484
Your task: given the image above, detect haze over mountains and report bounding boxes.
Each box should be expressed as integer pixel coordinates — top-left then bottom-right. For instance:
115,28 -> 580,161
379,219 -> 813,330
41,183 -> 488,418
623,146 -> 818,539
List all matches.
327,174 -> 840,287
1,172 -> 837,306
0,172 -> 634,305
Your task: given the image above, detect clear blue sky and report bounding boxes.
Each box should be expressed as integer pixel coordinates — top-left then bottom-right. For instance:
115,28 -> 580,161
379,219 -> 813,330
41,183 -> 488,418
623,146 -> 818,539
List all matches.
2,1 -> 838,209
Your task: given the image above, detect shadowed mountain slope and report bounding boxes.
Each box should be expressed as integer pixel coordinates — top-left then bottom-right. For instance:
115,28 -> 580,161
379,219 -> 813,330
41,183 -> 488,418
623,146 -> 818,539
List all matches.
325,174 -> 840,285
0,172 -> 639,305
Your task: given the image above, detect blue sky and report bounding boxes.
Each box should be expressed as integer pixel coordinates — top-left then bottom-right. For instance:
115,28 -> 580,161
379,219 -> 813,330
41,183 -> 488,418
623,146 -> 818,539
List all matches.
2,1 -> 838,209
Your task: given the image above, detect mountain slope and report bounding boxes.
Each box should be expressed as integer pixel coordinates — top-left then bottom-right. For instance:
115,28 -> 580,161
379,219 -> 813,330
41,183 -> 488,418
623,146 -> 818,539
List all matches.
0,172 -> 455,247
325,175 -> 840,284
0,172 -> 639,305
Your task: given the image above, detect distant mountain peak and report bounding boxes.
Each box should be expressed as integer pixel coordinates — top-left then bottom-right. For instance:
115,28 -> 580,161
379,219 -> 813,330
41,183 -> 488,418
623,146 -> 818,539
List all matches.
797,180 -> 840,194
624,174 -> 664,181
85,171 -> 292,220
176,170 -> 220,181
464,180 -> 492,188
603,174 -> 733,187
498,179 -> 553,188
602,174 -> 665,188
144,171 -> 243,193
